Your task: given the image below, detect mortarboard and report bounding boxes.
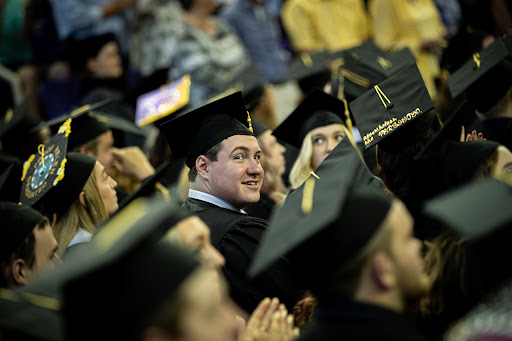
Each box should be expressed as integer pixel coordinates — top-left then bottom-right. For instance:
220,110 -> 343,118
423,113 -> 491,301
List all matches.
0,162 -> 22,202
58,198 -> 198,341
422,177 -> 512,289
135,74 -> 191,127
210,63 -> 266,112
117,158 -> 186,209
0,201 -> 43,263
287,51 -> 332,95
249,137 -> 391,285
252,119 -> 270,137
272,89 -> 349,149
0,288 -> 64,341
349,63 -> 436,149
334,46 -> 416,101
20,120 -> 96,217
447,36 -> 512,113
160,91 -> 254,168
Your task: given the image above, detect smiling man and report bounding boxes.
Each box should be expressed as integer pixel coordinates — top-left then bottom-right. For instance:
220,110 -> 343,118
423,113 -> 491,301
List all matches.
161,92 -> 299,314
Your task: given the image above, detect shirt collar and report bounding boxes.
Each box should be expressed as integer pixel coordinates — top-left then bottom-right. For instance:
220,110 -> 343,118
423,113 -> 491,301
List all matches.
188,189 -> 247,214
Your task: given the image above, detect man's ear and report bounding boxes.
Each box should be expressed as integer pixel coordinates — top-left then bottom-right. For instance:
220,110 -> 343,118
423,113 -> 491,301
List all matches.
86,57 -> 97,74
371,251 -> 396,291
11,258 -> 29,286
196,155 -> 209,180
79,144 -> 93,157
79,191 -> 87,208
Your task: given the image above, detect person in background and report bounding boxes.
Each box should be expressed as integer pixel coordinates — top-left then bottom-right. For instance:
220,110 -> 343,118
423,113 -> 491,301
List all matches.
245,120 -> 287,220
368,0 -> 446,99
218,0 -> 290,84
281,0 -> 371,54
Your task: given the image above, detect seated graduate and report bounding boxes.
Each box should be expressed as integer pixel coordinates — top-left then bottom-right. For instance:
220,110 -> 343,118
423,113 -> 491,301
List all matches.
350,62 -> 442,211
0,202 -> 60,289
249,134 -> 430,341
447,36 -> 512,152
272,89 -> 355,189
32,100 -> 154,195
160,92 -> 299,314
20,120 -> 118,256
422,178 -> 512,341
244,120 -> 287,220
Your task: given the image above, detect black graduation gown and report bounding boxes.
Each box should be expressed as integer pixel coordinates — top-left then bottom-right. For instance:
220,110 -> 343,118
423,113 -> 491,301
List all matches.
183,198 -> 299,313
298,300 -> 429,341
244,192 -> 276,221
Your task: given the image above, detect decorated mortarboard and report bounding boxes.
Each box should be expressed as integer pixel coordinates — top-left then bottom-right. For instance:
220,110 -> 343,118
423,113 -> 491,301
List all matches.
0,201 -> 43,263
30,99 -> 112,150
20,119 -> 96,217
160,91 -> 254,168
447,36 -> 512,112
135,74 -> 191,127
334,46 -> 416,101
422,178 -> 512,287
287,51 -> 332,95
349,63 -> 435,149
272,89 -> 350,149
249,136 -> 391,281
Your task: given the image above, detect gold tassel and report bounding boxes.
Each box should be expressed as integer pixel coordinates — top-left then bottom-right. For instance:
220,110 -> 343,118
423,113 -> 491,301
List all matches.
246,111 -> 253,133
374,85 -> 392,109
301,177 -> 316,214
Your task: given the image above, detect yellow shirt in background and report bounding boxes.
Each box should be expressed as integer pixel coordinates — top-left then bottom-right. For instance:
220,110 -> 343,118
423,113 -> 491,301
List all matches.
369,0 -> 446,99
282,0 -> 371,53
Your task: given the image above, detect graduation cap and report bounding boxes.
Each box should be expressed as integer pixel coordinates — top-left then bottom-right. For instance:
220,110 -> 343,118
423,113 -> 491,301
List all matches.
135,74 -> 191,127
57,198 -> 198,341
447,36 -> 512,113
0,201 -> 43,263
249,137 -> 391,285
20,120 -> 97,217
117,158 -> 186,209
30,99 -> 112,150
160,91 -> 254,168
272,89 -> 350,149
287,51 -> 332,95
422,177 -> 512,289
0,162 -> 22,202
349,63 -> 436,149
0,288 -> 64,341
334,46 -> 416,101
0,100 -> 40,143
210,63 -> 266,112
252,119 -> 270,137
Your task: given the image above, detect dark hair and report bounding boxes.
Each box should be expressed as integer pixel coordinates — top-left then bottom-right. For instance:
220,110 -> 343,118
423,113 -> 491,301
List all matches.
177,0 -> 193,10
188,141 -> 223,182
0,216 -> 50,288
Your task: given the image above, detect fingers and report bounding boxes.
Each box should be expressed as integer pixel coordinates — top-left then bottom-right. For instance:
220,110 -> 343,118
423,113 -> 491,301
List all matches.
460,125 -> 465,142
246,297 -> 271,329
260,298 -> 280,331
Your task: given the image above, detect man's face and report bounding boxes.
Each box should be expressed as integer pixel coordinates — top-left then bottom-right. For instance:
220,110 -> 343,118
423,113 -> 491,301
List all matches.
206,135 -> 264,210
31,223 -> 60,279
93,130 -> 115,173
387,201 -> 430,302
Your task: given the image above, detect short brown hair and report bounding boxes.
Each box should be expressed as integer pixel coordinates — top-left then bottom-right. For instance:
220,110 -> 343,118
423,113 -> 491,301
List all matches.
188,141 -> 223,182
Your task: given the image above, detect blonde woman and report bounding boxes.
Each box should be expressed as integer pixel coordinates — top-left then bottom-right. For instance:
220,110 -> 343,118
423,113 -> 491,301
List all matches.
273,90 -> 357,189
28,153 -> 119,256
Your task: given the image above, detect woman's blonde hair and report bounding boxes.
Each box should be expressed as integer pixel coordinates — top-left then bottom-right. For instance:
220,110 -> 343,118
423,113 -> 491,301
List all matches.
289,125 -> 357,189
52,172 -> 109,255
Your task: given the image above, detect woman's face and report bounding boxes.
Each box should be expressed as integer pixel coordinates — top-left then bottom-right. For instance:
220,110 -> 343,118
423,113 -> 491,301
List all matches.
495,145 -> 512,175
88,41 -> 123,78
259,130 -> 286,176
93,161 -> 118,215
310,123 -> 346,168
174,216 -> 226,269
178,269 -> 240,341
